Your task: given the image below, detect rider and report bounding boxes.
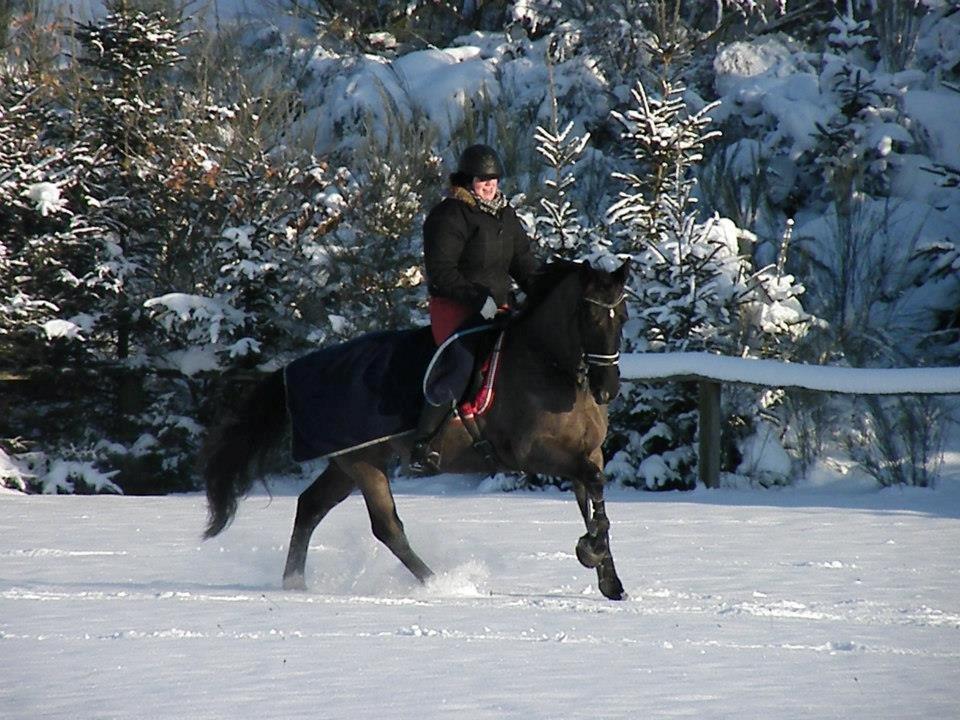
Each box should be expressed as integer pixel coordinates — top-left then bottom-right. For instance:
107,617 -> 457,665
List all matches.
409,143 -> 542,474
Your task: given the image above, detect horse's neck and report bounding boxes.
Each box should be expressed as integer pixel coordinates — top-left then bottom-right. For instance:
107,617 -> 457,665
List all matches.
510,275 -> 582,375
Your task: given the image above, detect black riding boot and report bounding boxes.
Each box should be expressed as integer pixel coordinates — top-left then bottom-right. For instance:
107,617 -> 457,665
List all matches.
409,401 -> 453,476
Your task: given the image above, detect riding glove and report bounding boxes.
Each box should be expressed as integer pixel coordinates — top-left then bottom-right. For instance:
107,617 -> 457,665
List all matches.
480,296 -> 498,320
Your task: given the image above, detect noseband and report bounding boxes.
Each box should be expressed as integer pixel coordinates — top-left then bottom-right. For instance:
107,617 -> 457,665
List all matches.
582,293 -> 626,368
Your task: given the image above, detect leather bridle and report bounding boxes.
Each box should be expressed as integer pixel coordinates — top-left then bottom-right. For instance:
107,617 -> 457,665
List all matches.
582,293 -> 626,368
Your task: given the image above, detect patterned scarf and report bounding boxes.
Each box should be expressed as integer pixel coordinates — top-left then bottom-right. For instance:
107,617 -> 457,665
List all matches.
472,190 -> 508,216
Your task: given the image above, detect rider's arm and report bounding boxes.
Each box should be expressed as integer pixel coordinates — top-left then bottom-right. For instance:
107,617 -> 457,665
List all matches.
423,201 -> 489,310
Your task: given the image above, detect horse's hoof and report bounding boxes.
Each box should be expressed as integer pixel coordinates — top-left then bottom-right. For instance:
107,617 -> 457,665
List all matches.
282,573 -> 307,591
576,535 -> 604,569
599,576 -> 625,601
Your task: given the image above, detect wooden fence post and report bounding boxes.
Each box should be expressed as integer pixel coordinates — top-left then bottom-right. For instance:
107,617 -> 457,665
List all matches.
698,380 -> 722,488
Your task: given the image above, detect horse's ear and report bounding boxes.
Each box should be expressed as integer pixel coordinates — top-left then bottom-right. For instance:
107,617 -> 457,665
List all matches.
613,258 -> 631,282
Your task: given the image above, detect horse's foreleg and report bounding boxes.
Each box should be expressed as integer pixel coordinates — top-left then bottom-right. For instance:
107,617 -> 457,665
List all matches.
572,462 -> 625,601
584,497 -> 625,601
282,465 -> 355,590
573,479 -> 602,566
354,464 -> 434,585
518,443 -> 625,600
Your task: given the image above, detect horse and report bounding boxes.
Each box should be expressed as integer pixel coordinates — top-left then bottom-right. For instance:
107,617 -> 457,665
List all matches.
201,259 -> 631,600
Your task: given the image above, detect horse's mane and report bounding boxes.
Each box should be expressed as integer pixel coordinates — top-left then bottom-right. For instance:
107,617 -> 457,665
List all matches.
519,260 -> 584,315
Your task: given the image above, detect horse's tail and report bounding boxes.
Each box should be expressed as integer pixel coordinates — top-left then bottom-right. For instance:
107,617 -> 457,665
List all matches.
201,369 -> 287,539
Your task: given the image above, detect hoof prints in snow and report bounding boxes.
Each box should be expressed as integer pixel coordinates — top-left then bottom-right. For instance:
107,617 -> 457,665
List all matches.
2,491 -> 959,719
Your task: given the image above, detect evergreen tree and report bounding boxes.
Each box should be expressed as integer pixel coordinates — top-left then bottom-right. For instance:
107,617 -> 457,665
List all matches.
69,4 -> 195,363
605,76 -> 809,490
0,77 -> 91,367
323,137 -> 442,334
533,121 -> 592,260
1,4 -> 342,492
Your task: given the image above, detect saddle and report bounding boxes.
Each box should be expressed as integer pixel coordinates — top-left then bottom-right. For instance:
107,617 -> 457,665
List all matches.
420,323 -> 506,471
422,323 -> 504,417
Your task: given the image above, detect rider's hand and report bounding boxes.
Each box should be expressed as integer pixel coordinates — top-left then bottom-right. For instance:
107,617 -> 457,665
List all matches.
480,296 -> 498,320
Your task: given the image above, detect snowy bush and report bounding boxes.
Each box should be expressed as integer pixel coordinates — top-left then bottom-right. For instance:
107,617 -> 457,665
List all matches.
846,396 -> 945,488
0,445 -> 121,495
0,447 -> 34,493
40,459 -> 122,495
700,6 -> 959,486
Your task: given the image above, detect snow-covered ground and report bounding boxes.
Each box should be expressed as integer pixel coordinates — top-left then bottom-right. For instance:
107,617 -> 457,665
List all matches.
3,471 -> 960,719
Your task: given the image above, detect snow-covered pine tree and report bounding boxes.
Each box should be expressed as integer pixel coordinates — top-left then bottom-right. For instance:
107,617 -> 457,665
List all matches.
605,76 -> 809,490
142,151 -> 334,371
608,80 -> 720,245
605,79 -> 722,490
0,4 -> 210,492
0,77 -> 88,367
322,134 -> 442,334
530,43 -> 610,262
1,4 -> 343,492
533,121 -> 592,260
68,4 -> 195,364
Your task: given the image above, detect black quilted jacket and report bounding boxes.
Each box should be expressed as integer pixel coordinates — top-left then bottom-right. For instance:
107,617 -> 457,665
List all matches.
422,187 -> 541,311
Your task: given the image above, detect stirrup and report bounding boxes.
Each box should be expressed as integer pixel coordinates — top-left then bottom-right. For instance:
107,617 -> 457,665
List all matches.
408,441 -> 441,476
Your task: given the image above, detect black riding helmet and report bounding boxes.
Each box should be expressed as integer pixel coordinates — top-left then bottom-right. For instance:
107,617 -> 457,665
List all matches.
452,144 -> 504,186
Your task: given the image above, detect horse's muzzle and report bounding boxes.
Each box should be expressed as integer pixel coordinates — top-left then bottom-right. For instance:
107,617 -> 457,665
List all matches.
588,365 -> 620,406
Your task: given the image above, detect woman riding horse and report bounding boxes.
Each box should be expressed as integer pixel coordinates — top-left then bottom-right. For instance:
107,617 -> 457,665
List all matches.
410,144 -> 542,474
201,259 -> 631,600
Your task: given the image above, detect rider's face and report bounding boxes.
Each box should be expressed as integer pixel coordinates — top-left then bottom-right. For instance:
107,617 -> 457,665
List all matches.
471,176 -> 499,202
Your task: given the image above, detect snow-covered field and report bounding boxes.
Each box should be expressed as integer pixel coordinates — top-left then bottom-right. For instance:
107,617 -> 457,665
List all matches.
3,472 -> 960,720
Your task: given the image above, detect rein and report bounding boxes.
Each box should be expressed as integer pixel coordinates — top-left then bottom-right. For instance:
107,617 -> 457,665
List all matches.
582,293 -> 626,369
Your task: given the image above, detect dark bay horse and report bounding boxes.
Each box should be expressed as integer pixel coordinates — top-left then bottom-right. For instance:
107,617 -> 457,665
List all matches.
202,260 -> 631,600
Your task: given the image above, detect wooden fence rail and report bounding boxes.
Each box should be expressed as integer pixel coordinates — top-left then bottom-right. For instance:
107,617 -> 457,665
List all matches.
619,352 -> 960,489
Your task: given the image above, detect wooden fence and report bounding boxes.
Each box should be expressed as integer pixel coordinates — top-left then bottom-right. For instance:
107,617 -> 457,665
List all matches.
619,353 -> 960,488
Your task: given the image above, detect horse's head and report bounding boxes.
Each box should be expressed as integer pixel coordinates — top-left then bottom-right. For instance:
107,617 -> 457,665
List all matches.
579,260 -> 630,405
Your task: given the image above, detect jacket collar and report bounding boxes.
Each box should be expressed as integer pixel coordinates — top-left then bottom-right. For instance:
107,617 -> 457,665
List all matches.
449,185 -> 507,215
449,185 -> 477,206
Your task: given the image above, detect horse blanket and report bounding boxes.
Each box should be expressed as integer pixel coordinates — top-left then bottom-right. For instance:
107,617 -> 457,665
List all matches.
284,324 -> 504,463
284,328 -> 437,462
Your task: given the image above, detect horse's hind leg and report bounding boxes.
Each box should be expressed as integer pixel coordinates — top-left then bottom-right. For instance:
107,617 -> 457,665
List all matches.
282,464 -> 355,590
349,459 -> 434,584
